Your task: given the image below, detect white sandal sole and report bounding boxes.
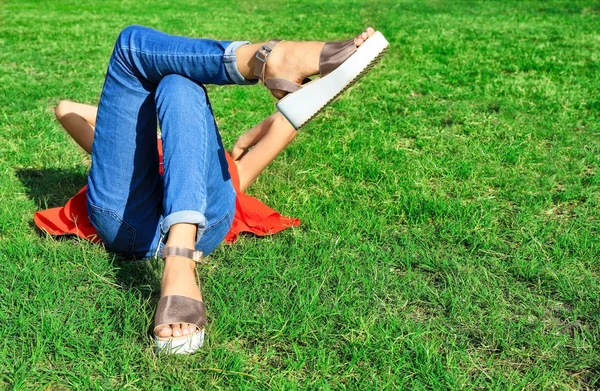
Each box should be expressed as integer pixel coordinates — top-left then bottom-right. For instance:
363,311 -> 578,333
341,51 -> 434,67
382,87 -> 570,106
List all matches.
276,31 -> 389,130
154,329 -> 205,354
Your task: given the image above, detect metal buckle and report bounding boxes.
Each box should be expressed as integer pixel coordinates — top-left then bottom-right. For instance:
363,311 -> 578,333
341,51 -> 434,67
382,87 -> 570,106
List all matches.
255,45 -> 272,63
192,250 -> 204,264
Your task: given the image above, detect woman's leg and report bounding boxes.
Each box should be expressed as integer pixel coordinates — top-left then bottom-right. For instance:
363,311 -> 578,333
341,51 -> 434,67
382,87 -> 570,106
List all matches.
154,74 -> 235,338
87,26 -> 247,256
94,24 -> 375,97
107,25 -> 253,86
156,74 -> 235,257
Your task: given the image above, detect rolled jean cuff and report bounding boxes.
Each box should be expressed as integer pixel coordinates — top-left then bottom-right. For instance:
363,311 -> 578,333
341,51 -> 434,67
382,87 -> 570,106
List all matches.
160,210 -> 207,244
224,41 -> 257,85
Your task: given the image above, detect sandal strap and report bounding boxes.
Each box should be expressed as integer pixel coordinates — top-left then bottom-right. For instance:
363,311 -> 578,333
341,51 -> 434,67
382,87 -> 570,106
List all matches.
319,38 -> 357,77
265,78 -> 302,93
154,295 -> 206,332
253,39 -> 283,81
162,246 -> 204,264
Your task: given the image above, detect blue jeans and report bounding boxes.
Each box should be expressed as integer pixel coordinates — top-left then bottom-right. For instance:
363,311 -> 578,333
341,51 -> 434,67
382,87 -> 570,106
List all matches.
87,25 -> 254,259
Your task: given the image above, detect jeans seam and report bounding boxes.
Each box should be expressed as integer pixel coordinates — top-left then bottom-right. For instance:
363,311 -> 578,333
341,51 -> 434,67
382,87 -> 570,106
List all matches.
123,46 -> 222,58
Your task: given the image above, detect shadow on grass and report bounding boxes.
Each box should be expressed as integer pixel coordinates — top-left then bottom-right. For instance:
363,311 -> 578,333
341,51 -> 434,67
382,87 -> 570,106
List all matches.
16,167 -> 88,209
111,254 -> 163,337
113,254 -> 162,295
16,167 -> 88,236
17,167 -> 163,328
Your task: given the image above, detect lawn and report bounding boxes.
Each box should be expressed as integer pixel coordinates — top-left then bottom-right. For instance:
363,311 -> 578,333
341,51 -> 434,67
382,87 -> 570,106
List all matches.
0,0 -> 599,389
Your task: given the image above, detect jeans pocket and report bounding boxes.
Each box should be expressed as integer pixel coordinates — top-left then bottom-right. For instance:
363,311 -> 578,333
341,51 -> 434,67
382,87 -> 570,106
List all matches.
88,203 -> 137,255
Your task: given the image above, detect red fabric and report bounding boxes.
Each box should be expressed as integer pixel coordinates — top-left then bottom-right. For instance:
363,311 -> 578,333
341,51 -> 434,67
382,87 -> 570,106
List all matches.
34,140 -> 299,245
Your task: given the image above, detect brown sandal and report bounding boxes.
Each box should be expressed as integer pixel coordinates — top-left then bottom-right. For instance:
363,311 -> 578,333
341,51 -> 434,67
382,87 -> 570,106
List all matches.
153,246 -> 207,354
254,31 -> 389,129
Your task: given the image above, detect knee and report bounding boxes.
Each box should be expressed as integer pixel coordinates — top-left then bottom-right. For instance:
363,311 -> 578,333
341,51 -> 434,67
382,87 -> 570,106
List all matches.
115,25 -> 144,51
156,75 -> 208,105
54,100 -> 73,120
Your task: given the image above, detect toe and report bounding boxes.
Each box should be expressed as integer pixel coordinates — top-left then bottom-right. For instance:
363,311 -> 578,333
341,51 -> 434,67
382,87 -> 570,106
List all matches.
355,27 -> 376,47
182,323 -> 192,335
171,323 -> 182,337
157,326 -> 172,338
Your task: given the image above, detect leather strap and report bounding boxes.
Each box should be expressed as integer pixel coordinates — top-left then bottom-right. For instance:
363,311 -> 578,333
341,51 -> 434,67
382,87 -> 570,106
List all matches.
319,38 -> 357,77
253,39 -> 283,81
265,78 -> 302,93
162,246 -> 204,264
154,295 -> 207,333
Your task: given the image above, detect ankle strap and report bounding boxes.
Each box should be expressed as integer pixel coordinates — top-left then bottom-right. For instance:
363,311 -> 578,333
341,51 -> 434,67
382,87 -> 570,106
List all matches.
162,246 -> 204,264
254,39 -> 283,81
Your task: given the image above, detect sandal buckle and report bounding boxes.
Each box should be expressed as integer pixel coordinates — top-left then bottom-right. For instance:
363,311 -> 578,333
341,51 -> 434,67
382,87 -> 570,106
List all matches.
192,250 -> 204,264
255,45 -> 272,63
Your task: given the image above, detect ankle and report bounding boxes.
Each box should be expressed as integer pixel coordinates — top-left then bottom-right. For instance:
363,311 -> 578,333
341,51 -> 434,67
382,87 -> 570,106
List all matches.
161,257 -> 199,296
165,222 -> 196,247
235,43 -> 264,80
236,40 -> 325,83
164,256 -> 197,272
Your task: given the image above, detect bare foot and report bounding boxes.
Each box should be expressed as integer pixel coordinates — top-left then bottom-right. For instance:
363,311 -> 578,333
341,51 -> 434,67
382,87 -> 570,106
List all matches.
263,27 -> 376,99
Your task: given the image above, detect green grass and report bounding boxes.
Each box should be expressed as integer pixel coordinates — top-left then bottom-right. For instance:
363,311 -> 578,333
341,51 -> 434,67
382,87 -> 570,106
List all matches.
1,0 -> 599,389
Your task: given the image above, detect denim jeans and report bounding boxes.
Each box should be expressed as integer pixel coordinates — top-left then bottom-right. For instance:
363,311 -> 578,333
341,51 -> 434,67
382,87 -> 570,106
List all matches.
87,25 -> 254,259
